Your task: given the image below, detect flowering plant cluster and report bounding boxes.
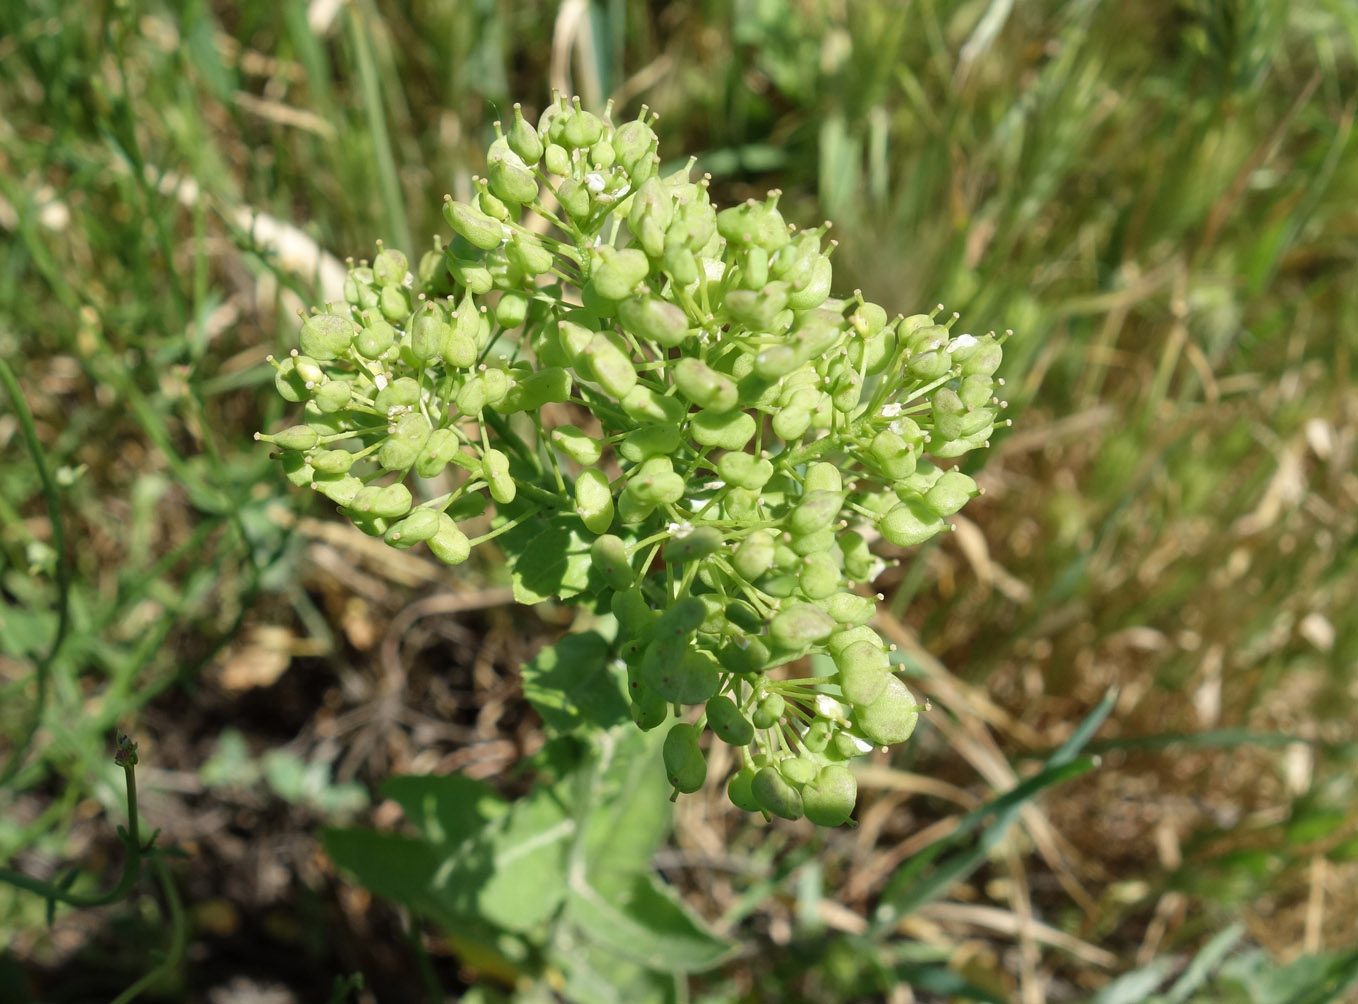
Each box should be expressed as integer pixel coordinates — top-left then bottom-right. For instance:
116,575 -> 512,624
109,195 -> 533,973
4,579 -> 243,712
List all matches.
260,94 -> 1006,824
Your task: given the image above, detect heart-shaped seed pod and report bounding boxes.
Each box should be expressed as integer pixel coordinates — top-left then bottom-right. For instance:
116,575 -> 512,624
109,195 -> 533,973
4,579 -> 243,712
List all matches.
691,409 -> 756,452
802,764 -> 857,826
924,470 -> 979,517
717,452 -> 773,492
819,591 -> 876,627
673,358 -> 738,412
443,199 -> 504,251
733,530 -> 776,581
631,685 -> 669,731
750,692 -> 785,730
727,767 -> 762,812
383,508 -> 440,549
852,673 -> 921,746
314,475 -> 364,507
770,602 -> 836,648
778,755 -> 817,787
581,332 -> 637,399
617,295 -> 689,348
378,413 -> 433,472
414,428 -> 460,479
662,723 -> 707,795
427,513 -> 471,565
371,483 -> 414,520
300,313 -> 356,361
551,425 -> 602,466
833,639 -> 890,706
706,695 -> 755,746
645,644 -> 719,705
752,766 -> 803,820
589,534 -> 633,590
664,526 -> 723,565
618,425 -> 681,463
879,496 -> 946,548
797,553 -> 841,600
497,367 -> 572,413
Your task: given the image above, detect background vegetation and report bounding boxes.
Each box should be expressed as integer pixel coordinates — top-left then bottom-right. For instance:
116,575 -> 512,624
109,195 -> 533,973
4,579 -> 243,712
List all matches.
1,0 -> 1355,1001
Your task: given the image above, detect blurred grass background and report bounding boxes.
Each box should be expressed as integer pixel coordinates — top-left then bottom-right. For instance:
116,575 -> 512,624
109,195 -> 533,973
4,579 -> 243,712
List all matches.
1,0 -> 1356,1000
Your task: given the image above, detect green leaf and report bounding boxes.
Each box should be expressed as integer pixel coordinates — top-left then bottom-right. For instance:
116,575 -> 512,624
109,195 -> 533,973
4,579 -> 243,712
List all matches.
565,873 -> 734,973
522,631 -> 630,734
505,514 -> 595,604
322,828 -> 441,910
581,727 -> 672,898
558,942 -> 680,1004
381,774 -> 509,846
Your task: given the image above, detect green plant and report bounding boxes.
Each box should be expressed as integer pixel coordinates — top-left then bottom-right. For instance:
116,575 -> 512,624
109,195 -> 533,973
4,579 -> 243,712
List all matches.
260,93 -> 1006,822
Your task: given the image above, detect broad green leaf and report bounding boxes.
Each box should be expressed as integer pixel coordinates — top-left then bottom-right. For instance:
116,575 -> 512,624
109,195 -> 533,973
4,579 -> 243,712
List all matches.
381,774 -> 508,847
504,514 -> 595,604
522,631 -> 630,734
581,726 -> 672,898
557,942 -> 680,1004
322,828 -> 440,909
565,873 -> 734,972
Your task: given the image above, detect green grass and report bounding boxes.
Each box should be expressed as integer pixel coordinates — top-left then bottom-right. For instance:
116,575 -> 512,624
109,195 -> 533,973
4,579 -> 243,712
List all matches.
1,0 -> 1356,999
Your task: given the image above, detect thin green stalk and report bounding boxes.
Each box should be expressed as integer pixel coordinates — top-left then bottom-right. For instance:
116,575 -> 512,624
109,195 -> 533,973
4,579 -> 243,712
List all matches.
0,354 -> 69,785
347,2 -> 413,253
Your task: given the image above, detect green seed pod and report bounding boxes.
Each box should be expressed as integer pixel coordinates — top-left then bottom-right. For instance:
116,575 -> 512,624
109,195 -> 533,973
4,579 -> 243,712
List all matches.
618,425 -> 682,464
477,188 -> 510,223
727,767 -> 762,812
664,526 -> 724,565
725,600 -> 763,634
562,107 -> 603,149
589,138 -> 616,169
617,296 -> 689,348
655,596 -> 707,638
414,428 -> 461,479
543,142 -> 571,176
481,448 -> 515,505
802,718 -> 833,753
662,241 -> 699,285
753,344 -> 799,381
717,452 -> 774,491
958,374 -> 995,410
802,765 -> 857,826
732,530 -> 776,581
494,291 -> 530,329
488,158 -> 539,206
620,384 -> 687,426
959,335 -> 1003,376
722,487 -> 760,523
771,404 -> 812,442
784,255 -> 833,311
270,425 -> 320,452
706,695 -> 755,746
716,637 -> 760,676
631,686 -> 669,731
673,359 -> 738,412
300,314 -> 356,361
770,602 -> 836,648
830,730 -> 873,761
752,766 -> 803,820
778,755 -> 817,787
617,490 -> 655,524
788,527 -> 836,558
355,318 -> 396,358
506,233 -> 554,276
613,119 -> 656,173
798,552 -> 841,600
372,248 -> 408,287
383,508 -> 440,549
625,469 -> 685,506
820,591 -> 876,627
588,247 -> 650,302
556,177 -> 591,221
447,255 -> 493,295
271,356 -> 309,402
646,644 -> 719,705
750,692 -> 785,730
428,513 -> 471,565
443,199 -> 504,251
456,374 -> 489,414
787,491 -> 843,538
507,105 -> 544,164
612,587 -> 657,642
378,413 -> 433,471
868,430 -> 917,480
308,449 -> 354,475
582,332 -> 637,398
834,638 -> 890,706
409,305 -> 449,362
924,470 -> 978,517
828,625 -> 883,658
497,367 -> 572,413
314,474 -> 364,507
803,462 -> 843,495
371,482 -> 414,519
663,723 -> 708,794
551,425 -> 602,466
725,281 -> 789,330
852,673 -> 920,746
590,534 -> 634,590
879,497 -> 946,548
932,388 -> 966,442
691,409 -> 756,452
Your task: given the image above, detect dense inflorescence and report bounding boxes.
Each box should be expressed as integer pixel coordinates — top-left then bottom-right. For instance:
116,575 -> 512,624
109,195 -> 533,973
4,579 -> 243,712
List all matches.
259,93 -> 1008,824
